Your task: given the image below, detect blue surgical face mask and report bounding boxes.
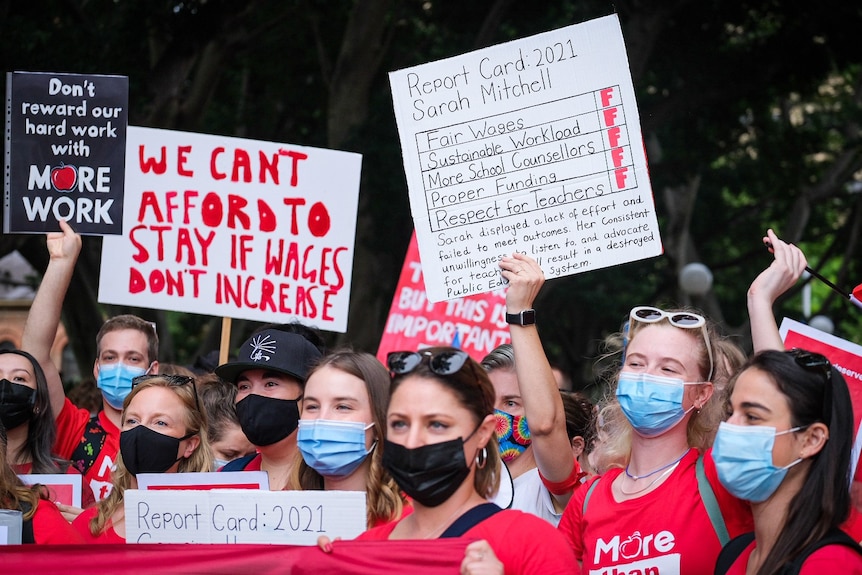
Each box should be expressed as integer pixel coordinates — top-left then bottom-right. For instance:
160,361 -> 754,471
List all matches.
616,372 -> 698,437
713,421 -> 804,502
97,362 -> 149,409
297,419 -> 375,477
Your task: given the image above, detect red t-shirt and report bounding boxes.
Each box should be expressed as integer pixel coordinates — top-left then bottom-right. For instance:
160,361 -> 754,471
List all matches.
559,449 -> 753,575
31,498 -> 86,544
726,540 -> 862,574
54,398 -> 120,503
359,507 -> 579,575
71,505 -> 124,544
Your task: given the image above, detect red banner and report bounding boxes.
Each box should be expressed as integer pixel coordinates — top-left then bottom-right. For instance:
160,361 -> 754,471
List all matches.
377,232 -> 510,363
4,539 -> 467,574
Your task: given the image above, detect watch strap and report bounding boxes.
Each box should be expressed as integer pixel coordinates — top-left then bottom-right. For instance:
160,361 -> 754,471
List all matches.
506,309 -> 536,325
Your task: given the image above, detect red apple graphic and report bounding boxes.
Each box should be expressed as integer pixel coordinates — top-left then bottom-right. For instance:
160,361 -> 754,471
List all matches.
619,531 -> 643,559
51,164 -> 77,192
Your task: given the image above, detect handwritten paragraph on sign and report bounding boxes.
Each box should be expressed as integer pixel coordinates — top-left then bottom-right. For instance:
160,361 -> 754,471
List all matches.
389,15 -> 662,302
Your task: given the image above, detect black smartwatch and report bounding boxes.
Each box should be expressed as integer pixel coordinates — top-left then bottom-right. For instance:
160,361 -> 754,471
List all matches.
505,309 -> 536,326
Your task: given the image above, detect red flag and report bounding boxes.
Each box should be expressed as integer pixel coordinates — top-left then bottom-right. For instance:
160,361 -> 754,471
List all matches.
377,232 -> 510,362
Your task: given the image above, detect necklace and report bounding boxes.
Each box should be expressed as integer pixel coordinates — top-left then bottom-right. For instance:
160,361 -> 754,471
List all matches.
619,464 -> 678,496
624,448 -> 690,480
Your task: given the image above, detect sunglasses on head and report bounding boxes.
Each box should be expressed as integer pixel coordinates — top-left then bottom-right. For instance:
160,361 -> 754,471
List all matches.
629,306 -> 715,381
132,374 -> 200,411
387,350 -> 470,376
789,348 -> 832,426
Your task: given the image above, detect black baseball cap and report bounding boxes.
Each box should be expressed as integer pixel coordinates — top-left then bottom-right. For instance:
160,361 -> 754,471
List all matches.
214,329 -> 323,384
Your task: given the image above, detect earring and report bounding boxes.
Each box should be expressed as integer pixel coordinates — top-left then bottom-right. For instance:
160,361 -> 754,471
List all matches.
476,447 -> 488,469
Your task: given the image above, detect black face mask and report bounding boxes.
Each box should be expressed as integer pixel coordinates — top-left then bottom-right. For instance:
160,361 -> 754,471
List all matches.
382,436 -> 474,507
235,394 -> 300,447
120,425 -> 192,476
0,379 -> 36,431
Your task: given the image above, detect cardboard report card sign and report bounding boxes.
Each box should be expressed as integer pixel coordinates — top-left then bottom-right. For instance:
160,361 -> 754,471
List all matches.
124,489 -> 366,545
5,71 -> 128,235
99,126 -> 362,332
389,15 -> 662,302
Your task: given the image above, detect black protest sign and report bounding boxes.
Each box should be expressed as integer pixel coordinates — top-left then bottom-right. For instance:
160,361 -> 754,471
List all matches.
4,71 -> 128,235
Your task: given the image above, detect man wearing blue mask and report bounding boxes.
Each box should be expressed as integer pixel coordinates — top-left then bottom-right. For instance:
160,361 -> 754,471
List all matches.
22,222 -> 159,514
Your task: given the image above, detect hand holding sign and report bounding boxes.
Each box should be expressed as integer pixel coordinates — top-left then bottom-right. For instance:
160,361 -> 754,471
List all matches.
499,252 -> 544,314
46,219 -> 83,262
763,230 -> 862,311
751,229 -> 808,307
748,229 -> 809,352
461,540 -> 504,575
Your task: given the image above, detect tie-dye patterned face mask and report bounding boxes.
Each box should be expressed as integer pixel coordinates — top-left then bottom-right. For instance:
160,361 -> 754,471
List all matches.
495,409 -> 532,462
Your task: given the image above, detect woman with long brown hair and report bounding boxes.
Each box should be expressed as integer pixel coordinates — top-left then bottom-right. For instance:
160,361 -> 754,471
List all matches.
291,350 -> 408,528
714,350 -> 862,574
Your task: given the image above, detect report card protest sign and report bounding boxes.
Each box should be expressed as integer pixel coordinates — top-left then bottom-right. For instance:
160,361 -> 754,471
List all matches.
125,489 -> 366,545
99,127 -> 362,332
5,71 -> 128,235
389,15 -> 662,302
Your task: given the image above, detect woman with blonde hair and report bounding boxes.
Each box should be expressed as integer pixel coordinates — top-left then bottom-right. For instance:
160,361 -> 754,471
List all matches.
72,375 -> 212,542
559,305 -> 752,573
291,350 -> 408,528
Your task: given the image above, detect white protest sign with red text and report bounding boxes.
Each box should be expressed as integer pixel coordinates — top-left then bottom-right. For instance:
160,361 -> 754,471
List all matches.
99,127 -> 362,332
377,232 -> 510,363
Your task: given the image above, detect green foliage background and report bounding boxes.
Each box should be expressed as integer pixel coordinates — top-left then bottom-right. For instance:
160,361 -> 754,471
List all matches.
2,1 -> 860,393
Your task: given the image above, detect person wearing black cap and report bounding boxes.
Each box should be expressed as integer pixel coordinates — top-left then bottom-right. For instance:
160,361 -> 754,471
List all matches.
215,325 -> 324,490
